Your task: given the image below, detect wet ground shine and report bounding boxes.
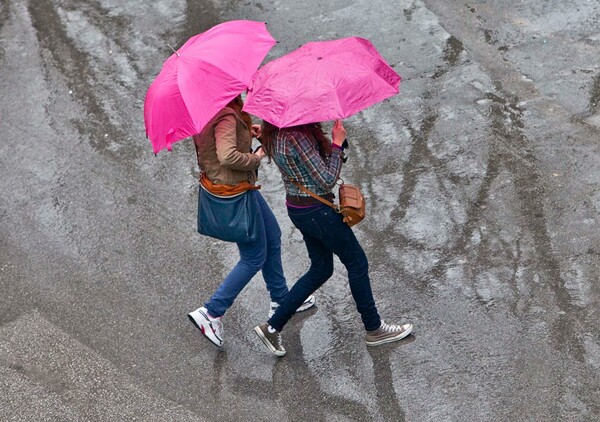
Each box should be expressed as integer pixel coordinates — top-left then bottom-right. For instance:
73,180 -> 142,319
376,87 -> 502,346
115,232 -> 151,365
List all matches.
2,0 -> 600,421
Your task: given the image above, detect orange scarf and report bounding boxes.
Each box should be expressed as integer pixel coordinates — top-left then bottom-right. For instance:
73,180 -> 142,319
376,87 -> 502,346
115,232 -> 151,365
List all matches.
200,173 -> 260,196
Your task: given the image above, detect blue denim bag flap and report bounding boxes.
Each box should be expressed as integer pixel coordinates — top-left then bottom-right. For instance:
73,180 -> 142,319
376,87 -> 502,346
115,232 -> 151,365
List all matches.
198,189 -> 259,243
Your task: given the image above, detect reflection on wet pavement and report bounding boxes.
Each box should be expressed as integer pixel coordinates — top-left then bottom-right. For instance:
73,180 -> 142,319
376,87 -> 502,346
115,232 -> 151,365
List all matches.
3,0 -> 600,420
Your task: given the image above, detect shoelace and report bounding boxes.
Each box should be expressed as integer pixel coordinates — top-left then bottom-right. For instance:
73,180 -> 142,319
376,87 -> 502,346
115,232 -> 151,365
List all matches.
212,319 -> 223,337
275,333 -> 283,348
380,321 -> 404,332
270,330 -> 283,348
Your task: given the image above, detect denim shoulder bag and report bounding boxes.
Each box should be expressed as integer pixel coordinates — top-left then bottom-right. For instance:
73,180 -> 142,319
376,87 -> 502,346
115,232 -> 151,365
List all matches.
198,186 -> 260,243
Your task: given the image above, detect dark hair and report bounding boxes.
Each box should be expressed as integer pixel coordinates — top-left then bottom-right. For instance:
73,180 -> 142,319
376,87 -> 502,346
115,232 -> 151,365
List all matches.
259,120 -> 279,161
226,95 -> 253,136
261,121 -> 332,162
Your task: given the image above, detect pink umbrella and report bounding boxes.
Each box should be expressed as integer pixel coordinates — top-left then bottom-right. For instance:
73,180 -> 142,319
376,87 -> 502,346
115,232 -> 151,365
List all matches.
144,20 -> 276,153
243,37 -> 401,128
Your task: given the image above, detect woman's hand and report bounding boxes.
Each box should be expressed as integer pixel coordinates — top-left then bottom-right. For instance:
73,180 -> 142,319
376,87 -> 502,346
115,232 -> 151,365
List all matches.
332,120 -> 346,146
254,145 -> 266,159
251,124 -> 262,139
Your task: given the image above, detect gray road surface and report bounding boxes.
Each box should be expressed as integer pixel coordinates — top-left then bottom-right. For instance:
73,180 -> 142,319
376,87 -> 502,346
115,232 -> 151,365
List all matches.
2,0 -> 600,421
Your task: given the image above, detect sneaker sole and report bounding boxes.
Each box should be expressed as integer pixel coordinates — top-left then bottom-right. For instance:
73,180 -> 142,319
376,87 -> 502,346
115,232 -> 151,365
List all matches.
188,310 -> 223,347
253,326 -> 286,357
365,324 -> 413,347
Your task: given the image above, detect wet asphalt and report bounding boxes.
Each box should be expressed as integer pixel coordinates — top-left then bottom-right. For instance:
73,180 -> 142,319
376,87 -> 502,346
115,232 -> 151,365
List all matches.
2,0 -> 600,421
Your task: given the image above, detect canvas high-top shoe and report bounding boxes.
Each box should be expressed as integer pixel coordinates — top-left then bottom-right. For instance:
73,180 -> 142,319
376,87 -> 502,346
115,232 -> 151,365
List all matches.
254,323 -> 285,356
365,320 -> 413,346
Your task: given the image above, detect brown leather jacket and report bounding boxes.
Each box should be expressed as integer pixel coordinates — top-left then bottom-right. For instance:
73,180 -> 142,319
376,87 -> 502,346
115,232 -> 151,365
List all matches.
193,107 -> 260,186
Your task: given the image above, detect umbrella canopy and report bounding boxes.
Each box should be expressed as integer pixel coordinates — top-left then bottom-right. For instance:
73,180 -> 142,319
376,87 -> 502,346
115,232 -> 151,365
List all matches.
243,37 -> 401,128
144,20 -> 276,153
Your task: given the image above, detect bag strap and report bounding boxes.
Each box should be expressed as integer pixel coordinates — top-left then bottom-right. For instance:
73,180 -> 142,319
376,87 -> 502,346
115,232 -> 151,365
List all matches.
291,181 -> 341,212
269,155 -> 341,212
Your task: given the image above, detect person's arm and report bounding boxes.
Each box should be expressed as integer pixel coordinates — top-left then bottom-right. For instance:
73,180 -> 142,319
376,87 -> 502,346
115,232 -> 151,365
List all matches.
289,131 -> 343,190
215,114 -> 261,170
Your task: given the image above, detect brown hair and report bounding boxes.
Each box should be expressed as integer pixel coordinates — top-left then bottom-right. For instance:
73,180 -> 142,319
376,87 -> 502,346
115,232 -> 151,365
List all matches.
261,121 -> 332,162
226,95 -> 253,136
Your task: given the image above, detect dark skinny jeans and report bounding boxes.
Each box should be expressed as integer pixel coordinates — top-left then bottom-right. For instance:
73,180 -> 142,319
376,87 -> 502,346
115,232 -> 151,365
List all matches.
268,204 -> 381,332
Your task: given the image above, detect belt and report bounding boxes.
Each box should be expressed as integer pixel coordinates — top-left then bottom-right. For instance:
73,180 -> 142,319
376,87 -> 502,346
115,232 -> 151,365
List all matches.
286,192 -> 335,206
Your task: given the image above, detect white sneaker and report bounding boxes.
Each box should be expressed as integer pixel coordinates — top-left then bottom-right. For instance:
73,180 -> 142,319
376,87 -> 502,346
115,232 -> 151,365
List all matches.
188,307 -> 223,347
268,295 -> 316,318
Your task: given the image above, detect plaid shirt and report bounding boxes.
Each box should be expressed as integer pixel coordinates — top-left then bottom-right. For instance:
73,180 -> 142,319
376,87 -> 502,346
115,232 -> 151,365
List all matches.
272,128 -> 344,197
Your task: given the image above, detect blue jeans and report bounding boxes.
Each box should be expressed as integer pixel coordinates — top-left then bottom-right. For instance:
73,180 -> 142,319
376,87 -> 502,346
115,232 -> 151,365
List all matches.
268,204 -> 381,331
204,190 -> 289,317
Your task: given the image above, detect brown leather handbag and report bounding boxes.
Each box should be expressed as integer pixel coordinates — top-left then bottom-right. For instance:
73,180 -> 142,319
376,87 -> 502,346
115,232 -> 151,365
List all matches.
337,183 -> 365,227
292,180 -> 366,227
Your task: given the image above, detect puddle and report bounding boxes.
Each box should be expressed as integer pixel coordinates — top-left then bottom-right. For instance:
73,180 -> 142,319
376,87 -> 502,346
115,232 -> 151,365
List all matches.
432,35 -> 464,79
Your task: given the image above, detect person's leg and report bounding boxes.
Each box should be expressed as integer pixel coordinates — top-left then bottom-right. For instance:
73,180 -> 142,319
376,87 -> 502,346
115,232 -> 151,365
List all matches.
267,230 -> 333,331
204,195 -> 267,317
254,205 -> 411,355
291,207 -> 413,346
254,207 -> 333,356
315,207 -> 381,331
190,228 -> 267,347
253,191 -> 289,303
255,192 -> 317,317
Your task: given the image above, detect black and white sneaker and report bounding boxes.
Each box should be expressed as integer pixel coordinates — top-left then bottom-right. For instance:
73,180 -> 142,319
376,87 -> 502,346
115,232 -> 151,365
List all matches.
188,307 -> 223,347
268,295 -> 316,318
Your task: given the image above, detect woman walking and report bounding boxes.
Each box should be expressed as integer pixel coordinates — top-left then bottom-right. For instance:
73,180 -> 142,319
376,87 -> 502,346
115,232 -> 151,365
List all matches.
187,95 -> 315,347
253,119 -> 413,356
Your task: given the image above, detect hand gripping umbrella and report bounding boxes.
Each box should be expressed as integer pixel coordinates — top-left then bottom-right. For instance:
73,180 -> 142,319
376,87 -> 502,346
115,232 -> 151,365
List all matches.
243,36 -> 401,128
144,20 -> 276,153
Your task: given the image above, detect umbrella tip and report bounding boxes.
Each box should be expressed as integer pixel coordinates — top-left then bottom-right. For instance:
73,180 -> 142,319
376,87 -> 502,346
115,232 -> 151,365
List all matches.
167,43 -> 180,57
